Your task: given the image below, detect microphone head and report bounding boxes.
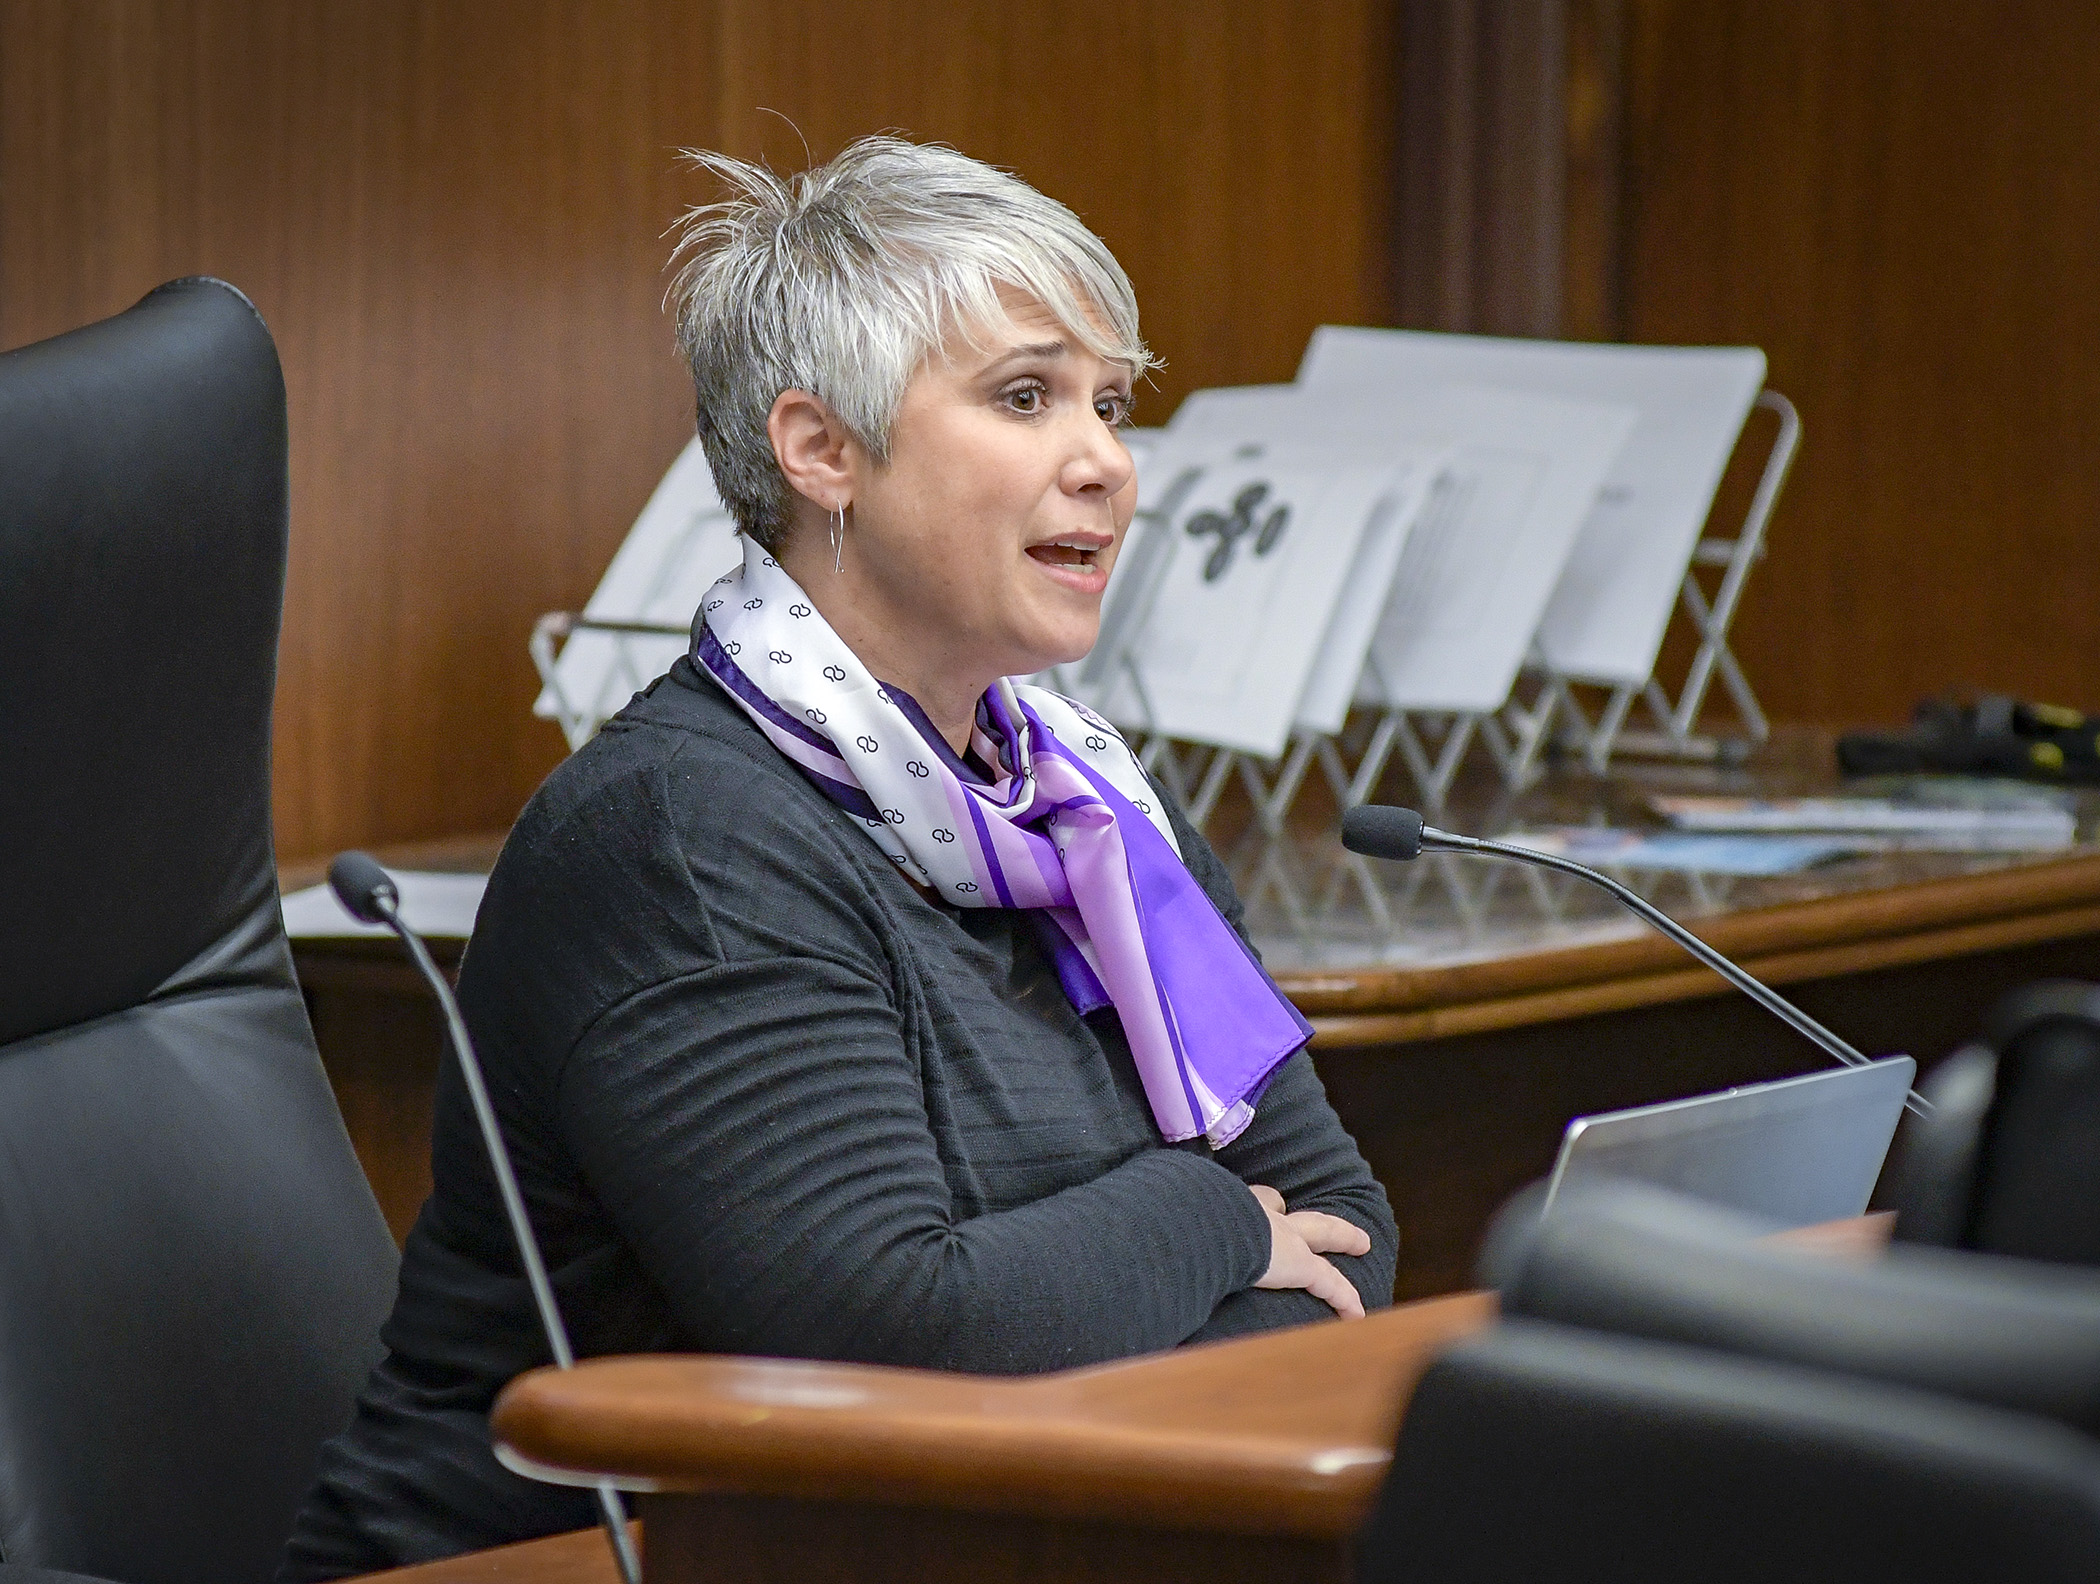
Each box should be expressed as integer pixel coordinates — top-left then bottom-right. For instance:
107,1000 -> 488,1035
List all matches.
328,851 -> 401,925
1341,804 -> 1426,862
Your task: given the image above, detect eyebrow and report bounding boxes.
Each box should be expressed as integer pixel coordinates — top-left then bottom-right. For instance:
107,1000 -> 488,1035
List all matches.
979,340 -> 1070,374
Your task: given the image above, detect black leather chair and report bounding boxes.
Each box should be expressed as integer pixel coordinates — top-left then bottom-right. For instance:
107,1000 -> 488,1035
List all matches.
1359,1318 -> 2100,1583
1356,1184 -> 2100,1582
0,279 -> 400,1584
1492,1180 -> 2100,1429
1892,980 -> 2100,1265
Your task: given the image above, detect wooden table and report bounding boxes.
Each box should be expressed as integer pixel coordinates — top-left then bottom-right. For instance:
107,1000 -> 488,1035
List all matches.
285,728 -> 2100,1287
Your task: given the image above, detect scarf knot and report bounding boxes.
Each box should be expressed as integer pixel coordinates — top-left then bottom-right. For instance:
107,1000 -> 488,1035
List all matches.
694,540 -> 1309,1146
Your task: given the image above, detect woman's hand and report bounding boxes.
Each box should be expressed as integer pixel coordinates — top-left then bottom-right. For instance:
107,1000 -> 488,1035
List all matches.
1249,1184 -> 1371,1319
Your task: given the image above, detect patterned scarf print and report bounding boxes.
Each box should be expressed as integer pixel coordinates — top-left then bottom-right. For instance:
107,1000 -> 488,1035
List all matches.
692,538 -> 1310,1147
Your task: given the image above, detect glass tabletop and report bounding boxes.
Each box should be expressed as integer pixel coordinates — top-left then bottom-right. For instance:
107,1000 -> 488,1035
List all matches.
1211,727 -> 2100,978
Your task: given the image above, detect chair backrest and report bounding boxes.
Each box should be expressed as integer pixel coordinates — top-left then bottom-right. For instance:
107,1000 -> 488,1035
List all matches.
0,279 -> 399,1584
1893,981 -> 2100,1265
1356,1319 -> 2100,1584
1490,1180 -> 2100,1435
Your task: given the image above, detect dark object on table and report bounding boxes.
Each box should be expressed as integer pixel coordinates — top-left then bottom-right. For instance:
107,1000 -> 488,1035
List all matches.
1838,694 -> 2100,783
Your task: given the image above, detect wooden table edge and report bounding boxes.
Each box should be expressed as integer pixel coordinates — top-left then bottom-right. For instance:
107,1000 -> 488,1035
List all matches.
487,1214 -> 1890,1542
490,1293 -> 1495,1541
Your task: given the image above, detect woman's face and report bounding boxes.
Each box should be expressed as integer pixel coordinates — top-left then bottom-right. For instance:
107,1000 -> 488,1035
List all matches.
775,291 -> 1138,719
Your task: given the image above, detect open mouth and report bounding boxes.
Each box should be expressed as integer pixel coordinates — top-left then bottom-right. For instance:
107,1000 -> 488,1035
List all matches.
1026,539 -> 1103,569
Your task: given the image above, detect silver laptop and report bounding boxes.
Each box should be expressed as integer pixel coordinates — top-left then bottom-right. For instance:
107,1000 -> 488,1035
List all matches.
1541,1056 -> 1918,1227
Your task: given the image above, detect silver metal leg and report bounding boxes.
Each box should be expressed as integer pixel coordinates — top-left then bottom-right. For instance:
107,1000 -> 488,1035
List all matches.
1560,388 -> 1798,769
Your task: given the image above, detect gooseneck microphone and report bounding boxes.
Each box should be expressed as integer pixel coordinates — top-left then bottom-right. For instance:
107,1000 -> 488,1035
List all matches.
1338,807 -> 1933,1118
328,853 -> 643,1584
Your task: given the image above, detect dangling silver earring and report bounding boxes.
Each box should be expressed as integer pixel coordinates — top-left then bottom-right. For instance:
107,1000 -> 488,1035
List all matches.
830,501 -> 847,574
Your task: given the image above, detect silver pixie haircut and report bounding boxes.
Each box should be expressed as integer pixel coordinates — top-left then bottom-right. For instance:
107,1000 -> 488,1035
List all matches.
668,136 -> 1158,550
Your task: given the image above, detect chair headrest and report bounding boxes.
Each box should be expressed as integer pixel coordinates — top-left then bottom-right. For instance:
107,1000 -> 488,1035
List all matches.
1492,1178 -> 2100,1435
0,278 -> 288,1045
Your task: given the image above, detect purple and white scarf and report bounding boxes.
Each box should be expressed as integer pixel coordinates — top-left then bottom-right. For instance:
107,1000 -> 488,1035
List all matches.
693,539 -> 1311,1147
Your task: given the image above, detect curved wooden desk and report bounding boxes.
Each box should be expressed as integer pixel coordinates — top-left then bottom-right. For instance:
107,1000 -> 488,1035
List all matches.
485,1293 -> 1492,1584
460,1217 -> 1886,1584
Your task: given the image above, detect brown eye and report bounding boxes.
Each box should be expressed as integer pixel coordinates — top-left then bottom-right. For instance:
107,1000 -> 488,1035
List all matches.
1096,393 -> 1131,426
1007,385 -> 1041,413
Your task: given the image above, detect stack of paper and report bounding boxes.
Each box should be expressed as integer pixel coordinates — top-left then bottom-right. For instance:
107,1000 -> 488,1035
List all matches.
1651,794 -> 2077,850
1083,441 -> 1443,757
1158,382 -> 1636,721
1501,828 -> 1858,876
1298,328 -> 1767,687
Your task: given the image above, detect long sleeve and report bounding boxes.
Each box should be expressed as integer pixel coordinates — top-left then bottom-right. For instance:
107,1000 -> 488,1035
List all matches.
1186,1048 -> 1400,1339
557,948 -> 1273,1373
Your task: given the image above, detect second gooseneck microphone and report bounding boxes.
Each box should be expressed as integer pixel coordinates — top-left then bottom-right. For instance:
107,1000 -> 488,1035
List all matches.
327,853 -> 644,1584
1339,805 -> 1933,1118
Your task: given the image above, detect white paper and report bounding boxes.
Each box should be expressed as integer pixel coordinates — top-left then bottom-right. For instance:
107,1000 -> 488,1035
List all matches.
1088,447 -> 1402,758
282,872 -> 489,941
1169,383 -> 1636,714
1299,327 -> 1766,685
1271,451 -> 1439,736
532,438 -> 741,727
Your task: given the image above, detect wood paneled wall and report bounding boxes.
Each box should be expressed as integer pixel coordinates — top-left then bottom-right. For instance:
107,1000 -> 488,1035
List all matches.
0,1 -> 1394,861
12,0 -> 2091,850
1611,0 -> 2100,726
1393,0 -> 2100,731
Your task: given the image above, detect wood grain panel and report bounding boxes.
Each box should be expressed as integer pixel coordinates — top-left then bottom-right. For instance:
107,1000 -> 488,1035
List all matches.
0,0 -> 1394,862
355,1524 -> 627,1583
1618,0 -> 2100,728
641,1494 -> 1347,1584
704,0 -> 1395,419
1,0 -> 710,859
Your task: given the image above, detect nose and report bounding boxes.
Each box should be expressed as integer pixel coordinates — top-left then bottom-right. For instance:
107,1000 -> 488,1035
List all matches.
1062,407 -> 1136,502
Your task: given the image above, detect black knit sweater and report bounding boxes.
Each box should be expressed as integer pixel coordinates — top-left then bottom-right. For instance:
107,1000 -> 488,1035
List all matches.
282,657 -> 1397,1579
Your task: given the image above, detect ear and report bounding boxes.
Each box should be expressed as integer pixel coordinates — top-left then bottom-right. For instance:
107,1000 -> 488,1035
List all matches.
767,389 -> 856,511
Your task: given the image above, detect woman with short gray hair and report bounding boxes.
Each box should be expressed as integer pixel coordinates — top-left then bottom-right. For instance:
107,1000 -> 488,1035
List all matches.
283,137 -> 1395,1580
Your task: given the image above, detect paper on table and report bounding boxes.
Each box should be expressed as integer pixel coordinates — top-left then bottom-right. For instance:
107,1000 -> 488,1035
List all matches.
532,438 -> 740,728
1169,383 -> 1636,715
1501,828 -> 1858,876
1298,327 -> 1767,686
1651,795 -> 2078,844
282,871 -> 489,941
1085,446 -> 1405,758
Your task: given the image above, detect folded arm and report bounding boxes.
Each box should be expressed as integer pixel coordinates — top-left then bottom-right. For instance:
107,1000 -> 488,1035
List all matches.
557,951 -> 1278,1374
